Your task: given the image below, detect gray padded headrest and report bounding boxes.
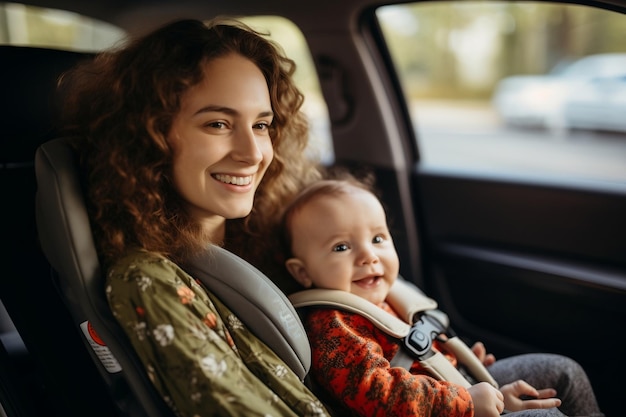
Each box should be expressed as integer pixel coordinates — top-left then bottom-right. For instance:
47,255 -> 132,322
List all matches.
184,247 -> 311,379
35,138 -> 103,310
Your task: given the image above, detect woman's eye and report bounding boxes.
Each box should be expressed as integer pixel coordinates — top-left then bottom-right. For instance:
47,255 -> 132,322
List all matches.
206,121 -> 227,129
373,235 -> 384,244
254,121 -> 270,131
332,243 -> 349,252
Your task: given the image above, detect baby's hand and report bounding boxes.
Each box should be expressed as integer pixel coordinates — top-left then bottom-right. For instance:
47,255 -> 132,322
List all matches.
500,380 -> 561,411
471,341 -> 496,366
468,382 -> 504,417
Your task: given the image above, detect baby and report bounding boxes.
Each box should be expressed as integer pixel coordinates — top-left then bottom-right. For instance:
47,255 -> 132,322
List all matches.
280,176 -> 602,417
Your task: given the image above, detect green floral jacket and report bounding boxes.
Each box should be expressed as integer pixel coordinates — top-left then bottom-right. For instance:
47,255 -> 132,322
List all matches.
106,248 -> 328,417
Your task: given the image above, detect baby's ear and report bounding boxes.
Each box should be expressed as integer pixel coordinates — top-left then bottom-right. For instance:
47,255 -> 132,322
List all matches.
285,258 -> 313,288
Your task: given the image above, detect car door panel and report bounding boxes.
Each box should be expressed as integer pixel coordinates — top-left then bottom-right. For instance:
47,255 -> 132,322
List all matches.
413,168 -> 625,415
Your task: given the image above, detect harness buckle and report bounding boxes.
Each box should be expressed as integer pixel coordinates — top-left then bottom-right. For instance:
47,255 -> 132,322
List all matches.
403,312 -> 447,359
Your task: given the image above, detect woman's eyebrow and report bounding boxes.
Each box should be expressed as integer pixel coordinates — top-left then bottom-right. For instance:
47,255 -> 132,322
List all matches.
193,105 -> 274,118
193,105 -> 237,116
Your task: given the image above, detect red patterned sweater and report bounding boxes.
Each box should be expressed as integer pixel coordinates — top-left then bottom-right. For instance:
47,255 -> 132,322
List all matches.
303,302 -> 474,417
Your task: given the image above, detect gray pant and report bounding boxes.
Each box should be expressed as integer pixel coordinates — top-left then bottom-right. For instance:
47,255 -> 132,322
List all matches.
487,353 -> 604,417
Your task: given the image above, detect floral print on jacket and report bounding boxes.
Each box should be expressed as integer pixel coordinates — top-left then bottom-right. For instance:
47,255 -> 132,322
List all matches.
106,248 -> 328,417
303,302 -> 474,417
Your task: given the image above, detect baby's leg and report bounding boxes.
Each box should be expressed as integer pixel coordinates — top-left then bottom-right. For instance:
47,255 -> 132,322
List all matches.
503,409 -> 565,416
487,353 -> 604,417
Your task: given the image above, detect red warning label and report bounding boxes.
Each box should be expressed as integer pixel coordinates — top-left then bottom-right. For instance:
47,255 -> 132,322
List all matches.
80,321 -> 122,373
87,321 -> 105,346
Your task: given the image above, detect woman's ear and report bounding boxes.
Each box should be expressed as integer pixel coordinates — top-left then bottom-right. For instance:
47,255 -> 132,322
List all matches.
285,258 -> 313,288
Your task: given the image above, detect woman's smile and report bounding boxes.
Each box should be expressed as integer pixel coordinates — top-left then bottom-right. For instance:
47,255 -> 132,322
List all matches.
212,173 -> 254,186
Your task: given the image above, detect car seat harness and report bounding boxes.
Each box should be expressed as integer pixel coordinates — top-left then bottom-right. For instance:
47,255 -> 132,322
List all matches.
289,279 -> 498,389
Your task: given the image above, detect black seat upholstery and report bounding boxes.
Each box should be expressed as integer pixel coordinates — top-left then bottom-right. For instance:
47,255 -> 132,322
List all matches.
0,45 -> 92,164
0,45 -> 120,416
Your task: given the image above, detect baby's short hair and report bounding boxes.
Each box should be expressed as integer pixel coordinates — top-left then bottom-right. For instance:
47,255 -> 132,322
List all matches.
280,170 -> 380,257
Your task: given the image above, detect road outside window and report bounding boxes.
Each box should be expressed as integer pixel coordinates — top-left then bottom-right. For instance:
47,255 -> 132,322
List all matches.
377,2 -> 626,185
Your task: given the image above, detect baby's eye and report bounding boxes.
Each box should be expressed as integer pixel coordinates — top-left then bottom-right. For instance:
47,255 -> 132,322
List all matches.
372,235 -> 384,244
332,243 -> 349,252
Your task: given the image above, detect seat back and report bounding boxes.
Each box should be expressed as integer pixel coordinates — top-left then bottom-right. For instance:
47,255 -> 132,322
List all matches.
35,138 -> 170,417
35,137 -> 312,415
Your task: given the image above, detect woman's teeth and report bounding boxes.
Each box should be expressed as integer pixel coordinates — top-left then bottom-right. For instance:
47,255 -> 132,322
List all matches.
214,174 -> 252,185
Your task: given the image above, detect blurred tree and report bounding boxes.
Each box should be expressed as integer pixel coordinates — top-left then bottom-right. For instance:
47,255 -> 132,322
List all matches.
377,1 -> 626,100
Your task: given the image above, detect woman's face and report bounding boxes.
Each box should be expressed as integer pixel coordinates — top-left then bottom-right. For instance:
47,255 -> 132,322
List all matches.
169,53 -> 274,233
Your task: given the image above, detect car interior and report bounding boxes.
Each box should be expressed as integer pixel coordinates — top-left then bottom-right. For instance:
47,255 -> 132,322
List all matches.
1,1 -> 625,416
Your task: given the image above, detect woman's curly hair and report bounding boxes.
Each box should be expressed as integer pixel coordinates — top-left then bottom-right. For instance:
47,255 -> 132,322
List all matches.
59,18 -> 321,266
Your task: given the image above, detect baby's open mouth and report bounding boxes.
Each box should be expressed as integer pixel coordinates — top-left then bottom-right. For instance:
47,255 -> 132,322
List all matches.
354,275 -> 382,288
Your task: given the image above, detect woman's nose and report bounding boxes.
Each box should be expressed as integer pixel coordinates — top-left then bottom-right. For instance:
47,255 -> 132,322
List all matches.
231,127 -> 264,164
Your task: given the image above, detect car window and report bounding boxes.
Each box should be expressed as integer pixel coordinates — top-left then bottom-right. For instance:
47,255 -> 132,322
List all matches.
0,6 -> 334,164
239,16 -> 334,165
376,2 -> 626,185
0,2 -> 125,50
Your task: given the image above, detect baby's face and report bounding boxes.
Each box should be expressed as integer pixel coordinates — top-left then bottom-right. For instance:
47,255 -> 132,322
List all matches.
287,187 -> 399,305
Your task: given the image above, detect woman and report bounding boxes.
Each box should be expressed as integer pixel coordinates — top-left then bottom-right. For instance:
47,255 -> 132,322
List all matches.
58,18 -> 325,417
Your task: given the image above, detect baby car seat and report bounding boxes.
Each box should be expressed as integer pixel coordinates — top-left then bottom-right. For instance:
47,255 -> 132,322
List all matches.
34,137 -> 312,417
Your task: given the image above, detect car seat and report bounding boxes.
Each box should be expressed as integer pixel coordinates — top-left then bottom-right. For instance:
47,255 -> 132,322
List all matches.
34,136 -> 313,417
